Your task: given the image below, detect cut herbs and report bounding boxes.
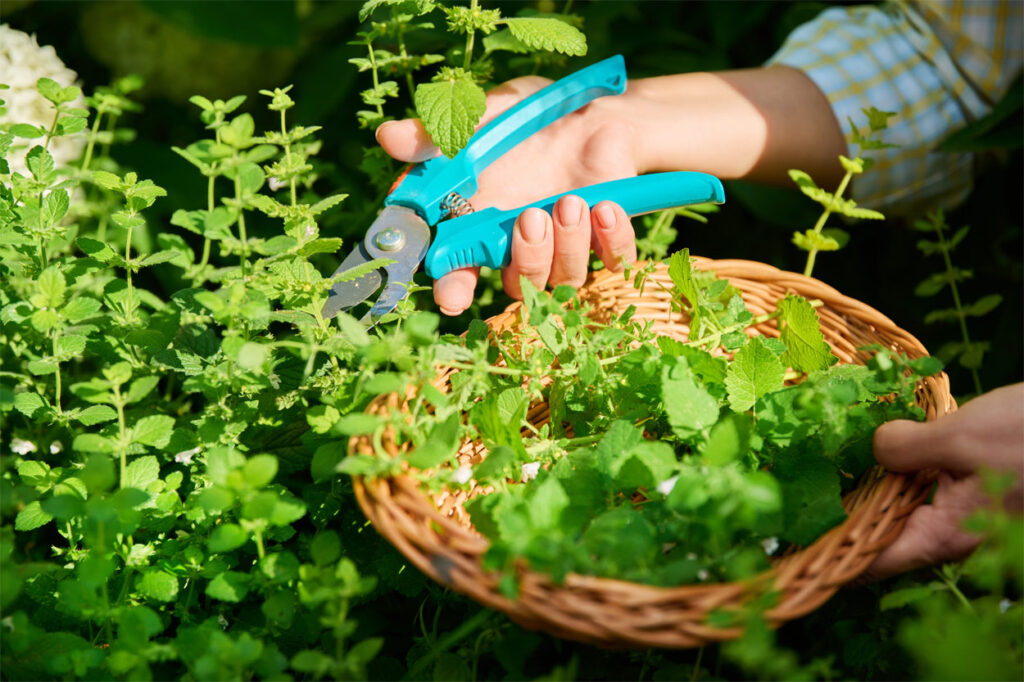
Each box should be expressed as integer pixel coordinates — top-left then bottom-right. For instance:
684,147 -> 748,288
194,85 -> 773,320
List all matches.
364,254 -> 941,591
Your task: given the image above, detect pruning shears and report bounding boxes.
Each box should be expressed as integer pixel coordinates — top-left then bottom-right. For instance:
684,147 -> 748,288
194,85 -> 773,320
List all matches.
323,54 -> 726,324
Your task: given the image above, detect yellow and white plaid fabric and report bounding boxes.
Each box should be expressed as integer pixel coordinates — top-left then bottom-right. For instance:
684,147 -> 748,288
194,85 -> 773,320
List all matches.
768,0 -> 1023,216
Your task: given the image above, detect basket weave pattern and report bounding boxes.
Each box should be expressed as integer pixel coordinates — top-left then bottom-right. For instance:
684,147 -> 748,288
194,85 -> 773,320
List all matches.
350,259 -> 955,649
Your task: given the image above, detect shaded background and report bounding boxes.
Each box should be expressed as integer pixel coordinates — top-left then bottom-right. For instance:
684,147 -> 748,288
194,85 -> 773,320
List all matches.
6,0 -> 1021,396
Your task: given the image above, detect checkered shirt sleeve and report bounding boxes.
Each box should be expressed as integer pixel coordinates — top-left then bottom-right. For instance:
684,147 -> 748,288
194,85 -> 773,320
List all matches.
767,0 -> 1023,216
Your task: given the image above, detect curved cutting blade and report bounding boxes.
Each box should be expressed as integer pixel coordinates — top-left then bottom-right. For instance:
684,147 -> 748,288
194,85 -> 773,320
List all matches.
322,205 -> 430,324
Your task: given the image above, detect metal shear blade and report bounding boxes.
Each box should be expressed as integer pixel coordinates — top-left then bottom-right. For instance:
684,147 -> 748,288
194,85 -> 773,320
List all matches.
323,205 -> 430,325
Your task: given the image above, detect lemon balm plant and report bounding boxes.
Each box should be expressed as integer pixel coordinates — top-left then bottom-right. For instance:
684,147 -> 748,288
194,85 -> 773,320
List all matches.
1,4 -> 1021,682
0,73 -> 415,679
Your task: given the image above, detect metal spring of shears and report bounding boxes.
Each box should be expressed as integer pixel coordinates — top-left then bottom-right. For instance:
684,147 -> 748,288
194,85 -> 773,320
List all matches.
441,191 -> 475,218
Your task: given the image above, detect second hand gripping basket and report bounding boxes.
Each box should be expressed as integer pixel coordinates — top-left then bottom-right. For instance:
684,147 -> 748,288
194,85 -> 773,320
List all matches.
349,258 -> 956,649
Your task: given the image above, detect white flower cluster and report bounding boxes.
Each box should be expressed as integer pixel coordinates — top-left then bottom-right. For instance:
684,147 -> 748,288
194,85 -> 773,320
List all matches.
1,24 -> 86,176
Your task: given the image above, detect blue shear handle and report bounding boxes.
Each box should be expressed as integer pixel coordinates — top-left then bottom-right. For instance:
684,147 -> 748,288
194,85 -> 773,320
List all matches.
424,171 -> 726,279
386,55 -> 627,226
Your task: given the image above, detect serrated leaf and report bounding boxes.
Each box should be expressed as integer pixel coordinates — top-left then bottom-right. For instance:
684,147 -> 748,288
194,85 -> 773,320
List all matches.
310,194 -> 347,215
38,265 -> 67,307
124,456 -> 160,489
298,238 -> 344,257
528,475 -> 569,529
838,155 -> 865,174
15,501 -> 52,531
667,248 -> 699,313
56,333 -> 87,359
14,392 -> 47,418
125,376 -> 160,404
206,571 -> 250,602
662,361 -> 720,439
63,296 -> 102,322
777,295 -> 836,373
25,145 -> 54,182
880,585 -> 936,611
77,237 -> 116,262
9,123 -> 44,138
243,455 -> 278,488
414,68 -> 486,158
966,294 -> 1002,317
90,170 -> 123,191
701,412 -> 752,466
483,28 -> 531,54
131,415 -> 174,447
773,450 -> 847,545
504,17 -> 587,55
208,523 -> 249,553
792,229 -> 840,252
138,250 -> 180,267
41,189 -> 70,226
137,570 -> 179,602
915,272 -> 960,297
75,405 -> 117,426
725,336 -> 785,412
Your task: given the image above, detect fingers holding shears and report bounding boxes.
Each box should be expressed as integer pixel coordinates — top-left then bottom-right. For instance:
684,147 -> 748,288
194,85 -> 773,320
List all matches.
433,197 -> 637,316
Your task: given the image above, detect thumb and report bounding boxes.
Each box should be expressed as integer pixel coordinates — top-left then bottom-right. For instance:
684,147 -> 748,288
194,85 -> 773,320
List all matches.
873,417 -> 975,475
375,120 -> 437,163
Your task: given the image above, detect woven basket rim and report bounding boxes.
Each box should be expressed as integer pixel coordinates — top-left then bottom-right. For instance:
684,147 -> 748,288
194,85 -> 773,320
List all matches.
348,257 -> 956,648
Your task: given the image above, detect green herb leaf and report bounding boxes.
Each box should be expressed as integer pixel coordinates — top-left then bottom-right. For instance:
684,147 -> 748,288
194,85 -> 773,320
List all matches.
662,360 -> 720,439
413,67 -> 486,158
137,570 -> 179,602
724,336 -> 785,412
777,295 -> 837,373
504,17 -> 587,56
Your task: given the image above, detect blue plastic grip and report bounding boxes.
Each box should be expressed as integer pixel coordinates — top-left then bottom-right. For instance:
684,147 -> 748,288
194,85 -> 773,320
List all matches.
386,55 -> 627,226
424,171 -> 726,279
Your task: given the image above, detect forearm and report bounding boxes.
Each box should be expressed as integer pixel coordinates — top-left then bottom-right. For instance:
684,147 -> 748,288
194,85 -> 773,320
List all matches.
614,66 -> 847,188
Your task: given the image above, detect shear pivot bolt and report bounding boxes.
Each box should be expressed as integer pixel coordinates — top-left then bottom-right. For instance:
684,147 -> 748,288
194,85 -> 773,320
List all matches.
375,228 -> 405,251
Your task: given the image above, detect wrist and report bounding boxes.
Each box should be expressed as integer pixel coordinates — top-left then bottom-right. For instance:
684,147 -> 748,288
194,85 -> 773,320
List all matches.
610,67 -> 846,186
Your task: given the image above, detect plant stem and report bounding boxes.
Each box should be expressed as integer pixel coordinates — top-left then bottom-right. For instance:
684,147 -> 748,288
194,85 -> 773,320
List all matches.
80,109 -> 105,172
933,566 -> 975,613
51,331 -> 63,415
463,0 -> 479,70
254,528 -> 266,560
803,168 -> 855,278
935,219 -> 983,395
280,109 -> 297,208
691,646 -> 705,682
125,216 -> 135,323
367,40 -> 385,118
114,386 -> 127,488
397,24 -> 417,100
407,608 -> 491,679
234,172 -> 249,277
195,175 -> 215,274
35,108 -> 62,264
42,106 -> 60,153
100,112 -> 118,161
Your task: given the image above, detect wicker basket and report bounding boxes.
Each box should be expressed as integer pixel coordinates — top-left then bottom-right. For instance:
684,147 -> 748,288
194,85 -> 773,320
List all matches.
349,258 -> 955,649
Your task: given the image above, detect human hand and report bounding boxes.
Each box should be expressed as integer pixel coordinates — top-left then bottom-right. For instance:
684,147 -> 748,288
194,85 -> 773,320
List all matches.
376,76 -> 640,315
865,383 -> 1024,580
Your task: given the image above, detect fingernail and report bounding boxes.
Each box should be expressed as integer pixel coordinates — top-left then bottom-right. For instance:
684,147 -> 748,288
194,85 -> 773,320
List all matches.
440,306 -> 465,316
520,209 -> 548,244
594,204 -> 617,231
557,195 -> 584,228
374,121 -> 393,144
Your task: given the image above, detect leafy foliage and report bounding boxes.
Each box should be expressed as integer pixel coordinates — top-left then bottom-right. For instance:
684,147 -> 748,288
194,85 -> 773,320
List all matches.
789,107 -> 892,277
354,0 -> 589,158
1,3 -> 1020,681
913,209 -> 1001,396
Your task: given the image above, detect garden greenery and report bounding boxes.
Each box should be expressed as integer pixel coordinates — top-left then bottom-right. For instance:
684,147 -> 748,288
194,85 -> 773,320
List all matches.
1,2 -> 1021,681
